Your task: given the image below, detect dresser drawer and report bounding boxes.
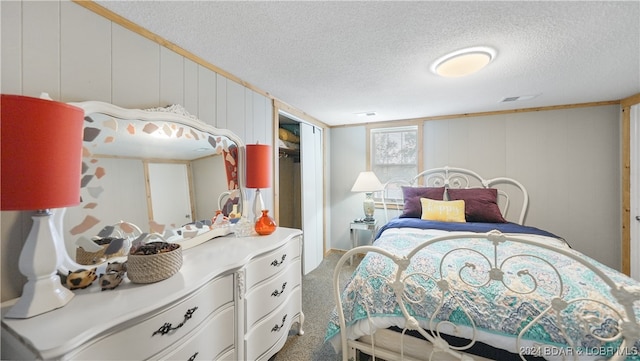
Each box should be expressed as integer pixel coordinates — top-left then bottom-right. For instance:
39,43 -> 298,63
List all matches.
244,287 -> 302,361
245,237 -> 301,289
158,304 -> 235,361
218,348 -> 236,360
71,274 -> 234,360
244,260 -> 300,329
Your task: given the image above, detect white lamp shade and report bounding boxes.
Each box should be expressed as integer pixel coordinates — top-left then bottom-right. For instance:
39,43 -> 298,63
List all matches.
351,171 -> 383,193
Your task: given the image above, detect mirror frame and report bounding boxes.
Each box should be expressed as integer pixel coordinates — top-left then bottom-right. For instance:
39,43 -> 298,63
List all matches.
62,100 -> 247,267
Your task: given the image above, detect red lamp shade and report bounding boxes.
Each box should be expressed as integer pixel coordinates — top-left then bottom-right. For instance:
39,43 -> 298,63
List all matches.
245,143 -> 271,189
1,94 -> 84,210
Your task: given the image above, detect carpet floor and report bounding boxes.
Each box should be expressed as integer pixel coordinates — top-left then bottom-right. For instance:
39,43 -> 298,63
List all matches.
271,251 -> 358,361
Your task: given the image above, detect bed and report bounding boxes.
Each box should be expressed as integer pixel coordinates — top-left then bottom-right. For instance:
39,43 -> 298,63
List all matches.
326,166 -> 640,361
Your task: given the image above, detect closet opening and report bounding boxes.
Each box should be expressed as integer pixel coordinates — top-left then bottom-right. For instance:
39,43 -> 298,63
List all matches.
278,113 -> 301,229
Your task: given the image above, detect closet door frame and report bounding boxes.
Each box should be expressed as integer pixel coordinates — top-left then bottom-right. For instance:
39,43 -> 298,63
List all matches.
622,94 -> 640,279
630,104 -> 639,281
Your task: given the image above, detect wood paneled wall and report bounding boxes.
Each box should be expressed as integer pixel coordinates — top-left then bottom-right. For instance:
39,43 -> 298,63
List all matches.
330,105 -> 624,271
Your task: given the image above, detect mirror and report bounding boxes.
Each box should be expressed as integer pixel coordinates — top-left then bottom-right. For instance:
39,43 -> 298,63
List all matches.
62,101 -> 246,267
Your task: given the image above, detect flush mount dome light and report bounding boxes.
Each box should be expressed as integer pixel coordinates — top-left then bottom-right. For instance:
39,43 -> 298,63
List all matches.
431,46 -> 496,78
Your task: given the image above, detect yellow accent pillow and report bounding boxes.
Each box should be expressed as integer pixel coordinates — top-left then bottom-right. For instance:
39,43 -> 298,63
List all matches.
420,198 -> 466,222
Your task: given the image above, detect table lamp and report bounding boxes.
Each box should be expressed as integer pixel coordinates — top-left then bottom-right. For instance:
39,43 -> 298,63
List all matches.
245,143 -> 272,222
1,94 -> 84,318
351,171 -> 383,222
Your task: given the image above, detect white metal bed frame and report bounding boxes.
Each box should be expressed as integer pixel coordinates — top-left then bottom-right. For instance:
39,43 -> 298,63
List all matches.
332,167 -> 640,361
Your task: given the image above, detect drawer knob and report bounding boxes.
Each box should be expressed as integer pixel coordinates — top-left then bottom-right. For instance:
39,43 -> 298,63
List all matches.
152,306 -> 199,336
271,314 -> 287,332
271,282 -> 287,297
270,254 -> 287,267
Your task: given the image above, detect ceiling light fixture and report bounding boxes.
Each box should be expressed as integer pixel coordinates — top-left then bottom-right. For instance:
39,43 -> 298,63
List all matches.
431,46 -> 496,78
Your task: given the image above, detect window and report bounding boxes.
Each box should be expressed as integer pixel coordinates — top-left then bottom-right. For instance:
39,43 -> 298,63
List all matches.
369,125 -> 420,204
370,125 -> 419,184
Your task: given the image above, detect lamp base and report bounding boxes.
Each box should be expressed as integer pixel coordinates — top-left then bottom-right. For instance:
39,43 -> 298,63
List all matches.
51,208 -> 85,274
4,274 -> 74,319
252,189 -> 265,222
362,192 -> 376,222
4,211 -> 74,319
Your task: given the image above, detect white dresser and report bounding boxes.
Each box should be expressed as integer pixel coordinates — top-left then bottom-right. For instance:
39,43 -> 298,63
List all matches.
1,227 -> 304,361
241,233 -> 304,360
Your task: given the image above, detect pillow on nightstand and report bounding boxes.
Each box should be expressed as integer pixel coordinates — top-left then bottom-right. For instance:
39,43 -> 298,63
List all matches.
420,198 -> 466,223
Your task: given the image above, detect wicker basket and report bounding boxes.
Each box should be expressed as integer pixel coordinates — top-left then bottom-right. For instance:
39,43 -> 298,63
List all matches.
76,242 -> 126,265
127,244 -> 183,284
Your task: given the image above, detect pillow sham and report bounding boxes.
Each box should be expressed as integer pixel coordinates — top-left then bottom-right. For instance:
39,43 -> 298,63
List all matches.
446,188 -> 507,223
400,186 -> 446,218
420,198 -> 466,223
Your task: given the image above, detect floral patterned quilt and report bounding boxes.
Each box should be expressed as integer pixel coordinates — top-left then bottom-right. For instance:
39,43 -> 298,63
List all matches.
325,227 -> 640,360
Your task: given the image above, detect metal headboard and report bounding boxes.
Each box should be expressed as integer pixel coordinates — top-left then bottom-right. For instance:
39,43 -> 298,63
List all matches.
381,166 -> 529,225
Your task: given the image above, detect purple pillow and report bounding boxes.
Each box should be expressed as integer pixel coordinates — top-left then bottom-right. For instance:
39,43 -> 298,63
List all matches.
446,188 -> 507,223
400,187 -> 445,218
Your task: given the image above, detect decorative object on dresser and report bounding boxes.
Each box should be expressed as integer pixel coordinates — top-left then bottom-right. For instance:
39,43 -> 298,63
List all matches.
127,240 -> 183,284
228,203 -> 242,223
0,94 -> 84,319
65,268 -> 98,290
76,236 -> 125,265
255,209 -> 277,235
246,143 -> 273,222
351,171 -> 384,222
234,216 -> 259,238
98,271 -> 124,291
98,261 -> 127,291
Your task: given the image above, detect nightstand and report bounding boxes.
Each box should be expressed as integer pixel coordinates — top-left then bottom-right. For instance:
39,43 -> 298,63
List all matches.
350,219 -> 378,265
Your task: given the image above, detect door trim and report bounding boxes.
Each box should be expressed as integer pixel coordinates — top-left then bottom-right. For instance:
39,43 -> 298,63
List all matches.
630,104 -> 639,280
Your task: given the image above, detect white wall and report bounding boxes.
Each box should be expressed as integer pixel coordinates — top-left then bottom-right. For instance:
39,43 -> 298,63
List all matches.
0,0 -> 273,301
329,125 -> 370,250
330,105 -> 622,270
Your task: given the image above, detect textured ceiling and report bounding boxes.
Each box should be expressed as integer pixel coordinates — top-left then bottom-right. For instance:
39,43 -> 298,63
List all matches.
95,1 -> 640,126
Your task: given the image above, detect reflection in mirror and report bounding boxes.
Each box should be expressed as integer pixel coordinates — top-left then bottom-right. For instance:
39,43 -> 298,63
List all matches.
63,102 -> 245,268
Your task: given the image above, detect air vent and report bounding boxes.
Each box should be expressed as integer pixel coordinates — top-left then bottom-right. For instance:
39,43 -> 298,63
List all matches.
500,94 -> 540,103
355,111 -> 377,117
